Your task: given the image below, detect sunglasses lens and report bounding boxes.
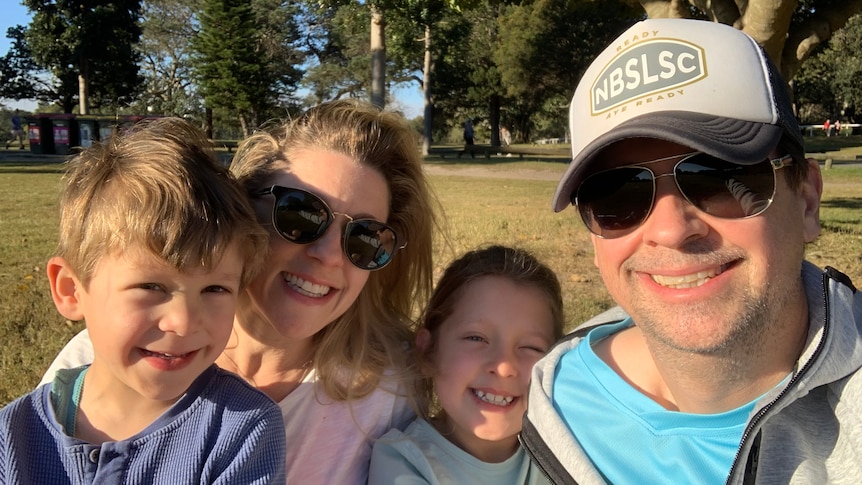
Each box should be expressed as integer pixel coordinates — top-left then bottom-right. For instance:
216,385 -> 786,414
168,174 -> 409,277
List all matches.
576,167 -> 654,238
273,189 -> 330,243
265,186 -> 400,270
675,154 -> 775,219
344,221 -> 398,270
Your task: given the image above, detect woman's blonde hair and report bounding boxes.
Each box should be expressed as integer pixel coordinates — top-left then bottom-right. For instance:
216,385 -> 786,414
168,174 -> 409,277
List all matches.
230,99 -> 437,400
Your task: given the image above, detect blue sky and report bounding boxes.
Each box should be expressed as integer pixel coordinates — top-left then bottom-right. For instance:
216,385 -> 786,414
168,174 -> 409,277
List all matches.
0,2 -> 424,117
1,2 -> 37,110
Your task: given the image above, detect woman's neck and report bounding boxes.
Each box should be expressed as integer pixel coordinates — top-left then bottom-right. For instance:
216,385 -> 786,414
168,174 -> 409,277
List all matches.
217,322 -> 316,402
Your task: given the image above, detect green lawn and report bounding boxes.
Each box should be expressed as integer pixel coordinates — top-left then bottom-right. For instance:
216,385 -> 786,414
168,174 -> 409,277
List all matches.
1,145 -> 861,406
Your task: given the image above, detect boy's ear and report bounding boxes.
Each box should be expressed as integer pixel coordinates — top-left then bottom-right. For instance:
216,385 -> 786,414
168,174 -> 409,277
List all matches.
47,256 -> 85,321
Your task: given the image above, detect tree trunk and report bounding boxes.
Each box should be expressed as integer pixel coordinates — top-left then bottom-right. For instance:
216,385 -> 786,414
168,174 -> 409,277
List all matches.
370,5 -> 386,109
204,107 -> 213,139
239,113 -> 249,139
78,59 -> 90,115
422,25 -> 433,156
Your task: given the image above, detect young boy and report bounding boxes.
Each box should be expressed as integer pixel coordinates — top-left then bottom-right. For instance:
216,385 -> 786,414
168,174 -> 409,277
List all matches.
0,118 -> 286,483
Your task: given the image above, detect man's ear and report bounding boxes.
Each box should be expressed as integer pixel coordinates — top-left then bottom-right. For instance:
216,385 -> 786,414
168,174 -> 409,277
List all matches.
800,158 -> 823,243
46,256 -> 85,321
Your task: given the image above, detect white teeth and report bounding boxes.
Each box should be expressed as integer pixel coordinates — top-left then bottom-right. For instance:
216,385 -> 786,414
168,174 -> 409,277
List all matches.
285,273 -> 331,297
651,268 -> 721,289
143,350 -> 189,359
473,389 -> 514,406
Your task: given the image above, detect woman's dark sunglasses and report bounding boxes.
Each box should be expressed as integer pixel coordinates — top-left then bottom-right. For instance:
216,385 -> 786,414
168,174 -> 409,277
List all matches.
573,152 -> 794,239
256,186 -> 404,270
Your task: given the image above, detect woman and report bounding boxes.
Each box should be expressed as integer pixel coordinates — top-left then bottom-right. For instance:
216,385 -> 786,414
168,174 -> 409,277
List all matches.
40,100 -> 438,483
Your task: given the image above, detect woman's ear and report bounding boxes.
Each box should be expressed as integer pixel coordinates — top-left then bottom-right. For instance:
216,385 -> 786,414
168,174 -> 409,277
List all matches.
46,256 -> 85,321
415,328 -> 435,376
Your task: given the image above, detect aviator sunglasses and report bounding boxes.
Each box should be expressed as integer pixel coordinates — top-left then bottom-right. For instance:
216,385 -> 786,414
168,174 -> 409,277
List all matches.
256,185 -> 404,270
573,152 -> 794,239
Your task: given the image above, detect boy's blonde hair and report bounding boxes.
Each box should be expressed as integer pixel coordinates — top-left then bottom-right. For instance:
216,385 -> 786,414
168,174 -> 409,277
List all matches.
415,245 -> 565,418
230,99 -> 438,401
56,117 -> 268,289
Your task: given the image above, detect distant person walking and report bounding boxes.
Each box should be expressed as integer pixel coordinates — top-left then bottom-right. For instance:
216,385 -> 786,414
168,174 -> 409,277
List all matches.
457,118 -> 475,159
823,118 -> 832,137
6,110 -> 25,149
835,119 -> 842,136
500,126 -> 513,157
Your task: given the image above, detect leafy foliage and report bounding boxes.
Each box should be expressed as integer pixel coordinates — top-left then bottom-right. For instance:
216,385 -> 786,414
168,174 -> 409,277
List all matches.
134,0 -> 202,117
827,13 -> 862,120
0,26 -> 41,102
191,0 -> 303,133
495,0 -> 641,140
299,0 -> 372,103
23,0 -> 144,113
794,12 -> 862,123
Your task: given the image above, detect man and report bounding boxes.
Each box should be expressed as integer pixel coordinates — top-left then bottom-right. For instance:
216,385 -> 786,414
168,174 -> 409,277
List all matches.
458,118 -> 476,159
522,18 -> 862,484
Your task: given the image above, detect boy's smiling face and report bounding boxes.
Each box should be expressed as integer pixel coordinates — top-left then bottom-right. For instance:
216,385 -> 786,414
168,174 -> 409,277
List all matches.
65,245 -> 244,404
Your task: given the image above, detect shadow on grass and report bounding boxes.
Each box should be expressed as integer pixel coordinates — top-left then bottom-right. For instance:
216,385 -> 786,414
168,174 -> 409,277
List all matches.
820,197 -> 862,236
820,197 -> 862,211
803,135 -> 862,153
426,145 -> 571,166
0,161 -> 65,175
0,163 -> 63,175
821,221 -> 862,235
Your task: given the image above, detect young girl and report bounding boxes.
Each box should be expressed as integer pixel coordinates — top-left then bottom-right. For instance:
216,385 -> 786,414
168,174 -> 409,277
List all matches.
369,245 -> 565,484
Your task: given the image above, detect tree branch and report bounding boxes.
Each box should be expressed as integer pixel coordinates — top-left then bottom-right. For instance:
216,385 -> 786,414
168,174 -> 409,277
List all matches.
781,0 -> 862,80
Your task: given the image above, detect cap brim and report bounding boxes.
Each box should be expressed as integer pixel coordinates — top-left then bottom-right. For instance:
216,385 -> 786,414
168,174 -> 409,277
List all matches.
552,111 -> 785,212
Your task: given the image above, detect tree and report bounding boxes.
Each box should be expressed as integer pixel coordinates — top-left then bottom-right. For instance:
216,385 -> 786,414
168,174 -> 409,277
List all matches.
370,3 -> 386,107
795,12 -> 862,123
626,0 -> 862,84
793,45 -> 837,124
299,0 -> 370,103
23,0 -> 144,114
418,8 -> 478,134
825,12 -> 862,120
191,0 -> 304,136
496,0 -> 642,141
381,0 -> 447,152
136,0 -> 202,117
0,26 -> 42,103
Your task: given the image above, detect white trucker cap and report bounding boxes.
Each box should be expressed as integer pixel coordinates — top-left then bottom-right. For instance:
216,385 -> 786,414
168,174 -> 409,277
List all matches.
552,18 -> 803,212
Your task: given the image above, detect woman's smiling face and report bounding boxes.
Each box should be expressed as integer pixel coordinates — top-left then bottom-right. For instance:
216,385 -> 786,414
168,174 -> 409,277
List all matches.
239,148 -> 391,343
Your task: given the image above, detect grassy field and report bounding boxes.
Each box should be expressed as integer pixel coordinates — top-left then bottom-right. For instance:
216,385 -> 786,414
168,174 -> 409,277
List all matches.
2,143 -> 862,406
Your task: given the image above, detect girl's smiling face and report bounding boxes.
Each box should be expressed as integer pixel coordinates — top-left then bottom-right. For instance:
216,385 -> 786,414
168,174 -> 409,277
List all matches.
418,276 -> 556,463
